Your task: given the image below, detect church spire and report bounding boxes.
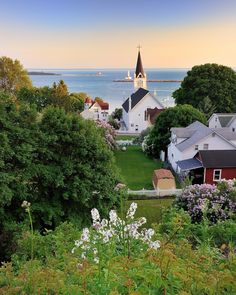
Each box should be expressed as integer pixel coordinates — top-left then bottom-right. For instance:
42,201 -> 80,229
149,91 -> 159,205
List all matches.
135,46 -> 145,78
134,45 -> 147,89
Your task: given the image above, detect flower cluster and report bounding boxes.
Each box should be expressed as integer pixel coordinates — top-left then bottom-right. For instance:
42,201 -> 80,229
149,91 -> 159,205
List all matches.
96,120 -> 117,150
21,200 -> 31,211
72,202 -> 160,265
175,181 -> 236,223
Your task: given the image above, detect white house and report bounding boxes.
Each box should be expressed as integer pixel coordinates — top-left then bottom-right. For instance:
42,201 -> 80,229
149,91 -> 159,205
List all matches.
208,113 -> 236,132
80,97 -> 109,122
168,121 -> 236,173
121,88 -> 164,133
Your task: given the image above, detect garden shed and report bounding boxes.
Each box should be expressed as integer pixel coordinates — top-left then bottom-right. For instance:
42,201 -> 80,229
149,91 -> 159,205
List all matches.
153,169 -> 176,190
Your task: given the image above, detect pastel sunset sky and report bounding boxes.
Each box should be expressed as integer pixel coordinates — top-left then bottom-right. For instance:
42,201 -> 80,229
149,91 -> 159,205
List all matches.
1,0 -> 236,68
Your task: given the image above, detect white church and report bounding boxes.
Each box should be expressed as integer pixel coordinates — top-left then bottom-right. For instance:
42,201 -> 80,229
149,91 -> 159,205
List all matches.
121,48 -> 164,133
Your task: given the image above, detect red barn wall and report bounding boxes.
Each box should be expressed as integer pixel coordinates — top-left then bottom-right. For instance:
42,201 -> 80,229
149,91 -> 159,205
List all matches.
205,168 -> 236,184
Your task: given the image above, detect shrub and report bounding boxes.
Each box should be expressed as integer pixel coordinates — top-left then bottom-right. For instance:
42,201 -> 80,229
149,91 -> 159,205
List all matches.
175,182 -> 236,223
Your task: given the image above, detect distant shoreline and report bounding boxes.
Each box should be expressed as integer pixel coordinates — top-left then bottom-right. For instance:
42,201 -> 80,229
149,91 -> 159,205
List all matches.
28,71 -> 61,76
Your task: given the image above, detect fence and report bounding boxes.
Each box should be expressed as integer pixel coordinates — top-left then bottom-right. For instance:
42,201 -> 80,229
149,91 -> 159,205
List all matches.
128,188 -> 182,197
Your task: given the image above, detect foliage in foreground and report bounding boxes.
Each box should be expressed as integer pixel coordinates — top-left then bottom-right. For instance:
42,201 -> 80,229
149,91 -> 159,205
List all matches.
0,203 -> 236,294
0,95 -> 121,260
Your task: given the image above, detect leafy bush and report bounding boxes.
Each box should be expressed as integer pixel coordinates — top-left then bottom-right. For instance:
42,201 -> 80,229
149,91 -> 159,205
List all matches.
1,203 -> 236,294
175,181 -> 236,223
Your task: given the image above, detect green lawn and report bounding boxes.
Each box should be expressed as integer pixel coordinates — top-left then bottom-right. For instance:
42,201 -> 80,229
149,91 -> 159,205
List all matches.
114,145 -> 163,190
125,198 -> 173,227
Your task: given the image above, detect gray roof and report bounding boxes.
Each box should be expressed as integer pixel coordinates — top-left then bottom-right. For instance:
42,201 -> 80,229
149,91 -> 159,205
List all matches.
171,128 -> 195,138
175,121 -> 212,152
213,128 -> 236,141
199,150 -> 236,168
177,158 -> 203,171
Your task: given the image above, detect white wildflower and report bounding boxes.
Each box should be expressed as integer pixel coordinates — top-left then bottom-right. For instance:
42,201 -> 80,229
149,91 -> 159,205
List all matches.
109,210 -> 118,225
101,218 -> 108,228
149,240 -> 161,250
91,208 -> 100,225
81,228 -> 90,242
126,202 -> 137,219
81,252 -> 86,260
94,257 -> 99,264
21,200 -> 31,209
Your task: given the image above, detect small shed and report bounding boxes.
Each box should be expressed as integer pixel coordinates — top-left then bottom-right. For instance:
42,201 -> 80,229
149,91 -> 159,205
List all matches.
153,169 -> 176,190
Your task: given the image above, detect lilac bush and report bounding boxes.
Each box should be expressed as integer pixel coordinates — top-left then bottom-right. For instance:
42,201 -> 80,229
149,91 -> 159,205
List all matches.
176,180 -> 236,223
96,120 -> 117,150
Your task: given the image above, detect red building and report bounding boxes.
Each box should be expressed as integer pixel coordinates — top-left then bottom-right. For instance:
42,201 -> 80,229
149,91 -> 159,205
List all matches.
198,150 -> 236,184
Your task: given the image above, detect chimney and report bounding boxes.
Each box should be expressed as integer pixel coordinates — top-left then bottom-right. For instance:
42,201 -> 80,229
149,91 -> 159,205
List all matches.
128,96 -> 131,111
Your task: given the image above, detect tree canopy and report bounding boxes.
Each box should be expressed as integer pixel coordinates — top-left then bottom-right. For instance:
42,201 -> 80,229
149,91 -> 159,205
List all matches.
0,93 -> 121,258
0,56 -> 32,93
18,82 -> 86,112
173,63 -> 236,117
146,104 -> 207,157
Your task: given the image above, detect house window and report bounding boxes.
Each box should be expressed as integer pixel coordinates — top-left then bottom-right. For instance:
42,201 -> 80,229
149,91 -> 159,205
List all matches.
215,117 -> 217,122
233,128 -> 235,132
213,169 -> 221,181
203,144 -> 209,150
131,123 -> 134,127
144,111 -> 147,121
195,145 -> 199,150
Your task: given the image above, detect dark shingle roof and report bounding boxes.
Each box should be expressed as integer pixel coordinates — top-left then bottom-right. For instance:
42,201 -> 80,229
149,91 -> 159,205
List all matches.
199,150 -> 236,168
135,51 -> 145,78
176,158 -> 203,171
122,88 -> 149,112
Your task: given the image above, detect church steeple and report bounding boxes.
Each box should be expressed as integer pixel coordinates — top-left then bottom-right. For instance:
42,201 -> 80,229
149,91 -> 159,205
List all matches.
134,46 -> 147,89
135,50 -> 145,78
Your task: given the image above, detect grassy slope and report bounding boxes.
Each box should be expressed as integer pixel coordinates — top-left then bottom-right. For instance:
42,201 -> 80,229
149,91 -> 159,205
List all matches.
125,198 -> 173,226
114,145 -> 163,190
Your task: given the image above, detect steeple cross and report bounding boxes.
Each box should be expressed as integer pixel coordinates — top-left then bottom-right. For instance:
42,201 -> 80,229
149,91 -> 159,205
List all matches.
137,44 -> 142,51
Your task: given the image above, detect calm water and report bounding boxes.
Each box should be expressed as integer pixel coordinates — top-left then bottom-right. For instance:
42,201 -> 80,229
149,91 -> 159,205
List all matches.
29,69 -> 188,111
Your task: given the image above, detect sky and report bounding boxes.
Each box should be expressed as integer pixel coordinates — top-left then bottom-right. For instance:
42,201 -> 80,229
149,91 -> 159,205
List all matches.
0,0 -> 236,69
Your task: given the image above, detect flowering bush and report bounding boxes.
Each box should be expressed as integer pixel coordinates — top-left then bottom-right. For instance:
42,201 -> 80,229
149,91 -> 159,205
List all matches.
96,120 -> 117,149
175,181 -> 236,223
72,202 -> 160,266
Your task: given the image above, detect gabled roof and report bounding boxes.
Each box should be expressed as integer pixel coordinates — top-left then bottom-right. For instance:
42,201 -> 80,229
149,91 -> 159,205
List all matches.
208,113 -> 236,127
135,50 -> 145,78
122,88 -> 164,113
174,121 -> 212,151
96,101 -> 109,110
122,88 -> 149,112
199,150 -> 236,168
153,169 -> 174,179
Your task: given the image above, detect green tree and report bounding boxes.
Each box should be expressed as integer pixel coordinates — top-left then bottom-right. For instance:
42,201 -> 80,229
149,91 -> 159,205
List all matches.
0,56 -> 32,93
111,108 -> 123,120
173,63 -> 236,115
0,95 -> 121,259
147,104 -> 207,157
18,86 -> 53,111
69,92 -> 86,112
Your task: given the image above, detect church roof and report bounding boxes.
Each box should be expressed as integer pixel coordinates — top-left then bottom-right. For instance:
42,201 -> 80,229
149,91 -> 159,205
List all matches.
122,88 -> 149,112
135,50 -> 145,78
